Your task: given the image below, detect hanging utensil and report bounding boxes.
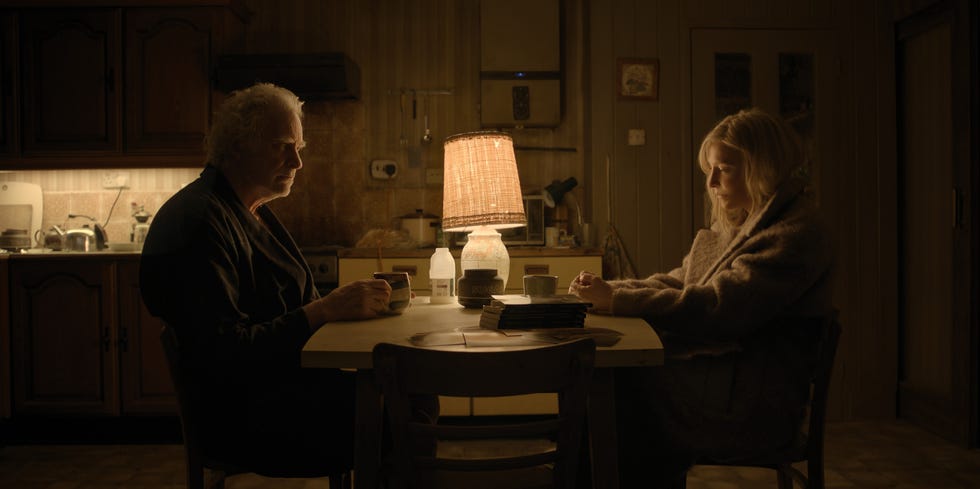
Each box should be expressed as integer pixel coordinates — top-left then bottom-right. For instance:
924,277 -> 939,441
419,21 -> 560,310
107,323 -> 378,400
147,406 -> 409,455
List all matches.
421,94 -> 433,144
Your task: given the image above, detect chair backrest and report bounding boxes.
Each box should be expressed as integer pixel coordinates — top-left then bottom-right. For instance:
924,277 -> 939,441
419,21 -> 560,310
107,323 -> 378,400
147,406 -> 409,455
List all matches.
160,323 -> 213,489
802,316 -> 842,487
373,338 -> 596,489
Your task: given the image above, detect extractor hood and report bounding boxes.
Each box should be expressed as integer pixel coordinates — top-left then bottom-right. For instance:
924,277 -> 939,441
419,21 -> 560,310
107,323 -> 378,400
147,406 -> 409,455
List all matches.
214,53 -> 360,100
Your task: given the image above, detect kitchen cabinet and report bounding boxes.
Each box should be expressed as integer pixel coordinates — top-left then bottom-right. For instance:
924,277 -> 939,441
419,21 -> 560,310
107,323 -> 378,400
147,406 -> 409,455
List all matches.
124,8 -> 227,154
0,12 -> 16,157
117,260 -> 176,414
19,9 -> 121,154
1,2 -> 244,169
1,255 -> 10,419
8,255 -> 175,417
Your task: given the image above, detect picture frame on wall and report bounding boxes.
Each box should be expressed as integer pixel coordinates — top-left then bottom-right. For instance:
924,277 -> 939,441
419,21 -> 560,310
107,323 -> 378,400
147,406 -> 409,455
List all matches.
617,58 -> 659,100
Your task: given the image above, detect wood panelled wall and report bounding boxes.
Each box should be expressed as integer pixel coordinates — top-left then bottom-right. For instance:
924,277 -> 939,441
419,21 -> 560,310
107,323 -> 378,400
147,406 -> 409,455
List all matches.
589,0 -> 898,421
242,0 -> 902,421
245,0 -> 588,246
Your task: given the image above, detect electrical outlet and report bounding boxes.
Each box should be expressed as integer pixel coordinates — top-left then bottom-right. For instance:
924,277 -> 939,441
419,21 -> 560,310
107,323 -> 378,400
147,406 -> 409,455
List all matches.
370,160 -> 398,180
425,168 -> 444,185
627,129 -> 646,146
101,171 -> 130,189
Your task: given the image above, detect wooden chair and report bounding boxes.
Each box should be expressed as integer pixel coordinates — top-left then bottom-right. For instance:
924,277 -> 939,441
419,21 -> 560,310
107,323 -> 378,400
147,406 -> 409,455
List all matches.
160,324 -> 350,489
686,316 -> 843,489
373,338 -> 596,489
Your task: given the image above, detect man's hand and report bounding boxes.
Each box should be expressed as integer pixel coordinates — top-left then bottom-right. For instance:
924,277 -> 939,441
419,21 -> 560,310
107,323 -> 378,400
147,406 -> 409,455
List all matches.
304,279 -> 391,327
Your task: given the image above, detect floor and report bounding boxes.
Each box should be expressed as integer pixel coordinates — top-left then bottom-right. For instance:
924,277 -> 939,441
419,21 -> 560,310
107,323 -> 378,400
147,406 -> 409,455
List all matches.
0,420 -> 978,488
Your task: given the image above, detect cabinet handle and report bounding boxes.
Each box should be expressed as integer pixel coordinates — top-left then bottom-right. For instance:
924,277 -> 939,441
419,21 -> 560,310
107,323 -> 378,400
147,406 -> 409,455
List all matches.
524,264 -> 550,275
119,327 -> 128,353
391,265 -> 417,276
952,187 -> 962,229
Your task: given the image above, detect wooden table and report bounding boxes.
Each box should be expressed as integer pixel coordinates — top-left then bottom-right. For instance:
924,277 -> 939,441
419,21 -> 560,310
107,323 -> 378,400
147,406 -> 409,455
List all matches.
302,297 -> 664,489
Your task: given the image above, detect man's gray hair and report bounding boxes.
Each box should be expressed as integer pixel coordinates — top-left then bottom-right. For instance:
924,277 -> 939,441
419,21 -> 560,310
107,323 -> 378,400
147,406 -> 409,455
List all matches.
205,83 -> 304,169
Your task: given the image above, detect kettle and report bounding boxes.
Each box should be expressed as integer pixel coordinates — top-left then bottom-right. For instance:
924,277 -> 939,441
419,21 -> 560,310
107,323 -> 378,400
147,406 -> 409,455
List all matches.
65,214 -> 108,252
34,225 -> 66,250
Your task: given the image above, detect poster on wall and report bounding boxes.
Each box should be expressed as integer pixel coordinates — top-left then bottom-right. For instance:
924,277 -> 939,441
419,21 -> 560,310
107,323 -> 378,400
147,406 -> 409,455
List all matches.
617,58 -> 659,100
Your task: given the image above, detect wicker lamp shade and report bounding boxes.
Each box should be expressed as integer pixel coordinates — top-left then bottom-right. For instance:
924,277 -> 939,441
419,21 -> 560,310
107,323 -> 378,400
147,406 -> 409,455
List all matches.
442,131 -> 526,232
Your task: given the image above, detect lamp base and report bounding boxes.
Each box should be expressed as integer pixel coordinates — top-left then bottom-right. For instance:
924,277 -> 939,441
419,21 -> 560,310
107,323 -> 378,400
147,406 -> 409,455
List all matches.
460,226 -> 511,289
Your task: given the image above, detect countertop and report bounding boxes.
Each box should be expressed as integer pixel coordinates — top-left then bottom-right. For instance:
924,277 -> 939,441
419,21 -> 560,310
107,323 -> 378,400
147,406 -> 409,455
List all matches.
0,249 -> 142,260
338,246 -> 603,259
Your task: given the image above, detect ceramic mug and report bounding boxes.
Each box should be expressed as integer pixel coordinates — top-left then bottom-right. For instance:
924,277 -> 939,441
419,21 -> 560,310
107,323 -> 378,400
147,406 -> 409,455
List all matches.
523,274 -> 558,297
373,272 -> 412,314
545,227 -> 560,247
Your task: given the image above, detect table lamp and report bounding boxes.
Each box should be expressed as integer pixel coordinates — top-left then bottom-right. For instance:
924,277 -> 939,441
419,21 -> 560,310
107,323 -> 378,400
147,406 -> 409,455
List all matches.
442,131 -> 526,288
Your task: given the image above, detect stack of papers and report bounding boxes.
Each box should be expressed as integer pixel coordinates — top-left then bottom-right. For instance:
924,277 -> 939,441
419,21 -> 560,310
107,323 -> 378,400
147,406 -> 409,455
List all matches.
480,294 -> 592,330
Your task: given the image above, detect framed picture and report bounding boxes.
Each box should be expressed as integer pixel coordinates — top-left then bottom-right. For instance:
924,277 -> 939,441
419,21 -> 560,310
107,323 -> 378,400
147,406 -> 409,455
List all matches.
617,58 -> 659,100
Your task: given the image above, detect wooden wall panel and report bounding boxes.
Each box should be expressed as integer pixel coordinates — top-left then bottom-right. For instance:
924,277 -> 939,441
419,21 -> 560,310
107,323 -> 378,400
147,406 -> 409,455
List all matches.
248,0 -> 588,246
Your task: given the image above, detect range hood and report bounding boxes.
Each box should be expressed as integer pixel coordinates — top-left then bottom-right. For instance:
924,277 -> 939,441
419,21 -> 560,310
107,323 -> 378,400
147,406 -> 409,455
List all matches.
214,53 -> 360,100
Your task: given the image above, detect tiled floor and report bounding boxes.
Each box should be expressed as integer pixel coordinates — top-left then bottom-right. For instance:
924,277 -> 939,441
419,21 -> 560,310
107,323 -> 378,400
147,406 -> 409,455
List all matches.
1,420 -> 978,488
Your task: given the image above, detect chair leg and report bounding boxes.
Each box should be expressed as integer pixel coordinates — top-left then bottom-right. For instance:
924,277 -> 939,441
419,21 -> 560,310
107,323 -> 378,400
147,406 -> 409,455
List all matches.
329,471 -> 351,489
776,467 -> 793,489
205,469 -> 226,489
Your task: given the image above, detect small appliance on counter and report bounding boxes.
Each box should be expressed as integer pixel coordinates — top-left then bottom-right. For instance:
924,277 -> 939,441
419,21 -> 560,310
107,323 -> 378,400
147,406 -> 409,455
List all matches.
130,203 -> 152,247
0,181 -> 43,251
36,225 -> 66,251
65,214 -> 107,252
0,228 -> 31,251
398,209 -> 440,247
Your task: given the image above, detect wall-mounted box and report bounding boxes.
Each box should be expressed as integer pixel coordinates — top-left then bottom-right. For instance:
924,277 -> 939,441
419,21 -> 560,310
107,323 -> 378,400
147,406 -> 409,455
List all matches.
480,0 -> 561,128
480,79 -> 561,127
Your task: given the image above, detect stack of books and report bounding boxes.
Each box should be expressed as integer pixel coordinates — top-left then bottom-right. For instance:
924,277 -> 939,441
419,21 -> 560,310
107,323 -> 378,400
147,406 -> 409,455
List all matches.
479,294 -> 592,330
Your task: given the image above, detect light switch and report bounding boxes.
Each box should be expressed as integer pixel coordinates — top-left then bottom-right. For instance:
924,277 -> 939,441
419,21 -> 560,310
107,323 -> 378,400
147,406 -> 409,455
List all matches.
628,129 -> 646,146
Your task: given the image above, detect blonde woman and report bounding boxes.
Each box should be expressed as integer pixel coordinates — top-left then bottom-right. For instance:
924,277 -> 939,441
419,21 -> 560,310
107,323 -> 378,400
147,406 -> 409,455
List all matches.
570,108 -> 836,486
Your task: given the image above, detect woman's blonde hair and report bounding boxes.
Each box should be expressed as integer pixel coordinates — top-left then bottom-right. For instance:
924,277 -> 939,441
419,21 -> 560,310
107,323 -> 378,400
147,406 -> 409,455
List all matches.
206,83 -> 304,169
697,108 -> 804,231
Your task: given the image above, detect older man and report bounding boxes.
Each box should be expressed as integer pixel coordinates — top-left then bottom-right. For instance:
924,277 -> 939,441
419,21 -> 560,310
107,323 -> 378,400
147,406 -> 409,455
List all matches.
141,83 -> 390,476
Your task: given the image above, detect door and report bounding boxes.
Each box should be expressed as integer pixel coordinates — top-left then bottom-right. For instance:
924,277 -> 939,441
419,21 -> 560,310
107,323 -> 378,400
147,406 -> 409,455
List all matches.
896,0 -> 977,446
10,261 -> 118,415
691,29 -> 839,231
124,8 -> 217,153
117,260 -> 176,415
20,9 -> 121,153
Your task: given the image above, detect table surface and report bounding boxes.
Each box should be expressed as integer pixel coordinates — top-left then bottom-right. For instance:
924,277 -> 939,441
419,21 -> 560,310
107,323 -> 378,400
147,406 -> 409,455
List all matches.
302,296 -> 664,369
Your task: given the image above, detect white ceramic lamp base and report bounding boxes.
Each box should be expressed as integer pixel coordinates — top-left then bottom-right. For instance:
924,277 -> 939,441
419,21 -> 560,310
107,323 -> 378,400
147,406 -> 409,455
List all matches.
459,226 -> 510,289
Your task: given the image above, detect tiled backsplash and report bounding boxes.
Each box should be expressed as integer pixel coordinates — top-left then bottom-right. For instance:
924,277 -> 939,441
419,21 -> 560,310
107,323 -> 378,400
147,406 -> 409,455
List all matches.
0,168 -> 201,245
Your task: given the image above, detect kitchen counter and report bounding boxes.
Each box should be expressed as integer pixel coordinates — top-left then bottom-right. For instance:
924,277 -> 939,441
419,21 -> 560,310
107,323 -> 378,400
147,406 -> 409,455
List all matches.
0,250 -> 142,259
338,246 -> 603,259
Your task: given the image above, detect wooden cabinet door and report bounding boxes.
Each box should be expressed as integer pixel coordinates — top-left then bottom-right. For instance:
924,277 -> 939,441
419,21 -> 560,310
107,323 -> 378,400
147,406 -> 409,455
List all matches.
124,8 -> 216,153
9,260 -> 118,415
117,260 -> 175,415
20,9 -> 121,153
0,12 -> 17,156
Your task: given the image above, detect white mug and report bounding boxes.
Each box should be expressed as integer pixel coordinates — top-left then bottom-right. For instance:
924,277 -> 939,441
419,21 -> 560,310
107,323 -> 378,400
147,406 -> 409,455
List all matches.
545,227 -> 560,247
523,274 -> 558,296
